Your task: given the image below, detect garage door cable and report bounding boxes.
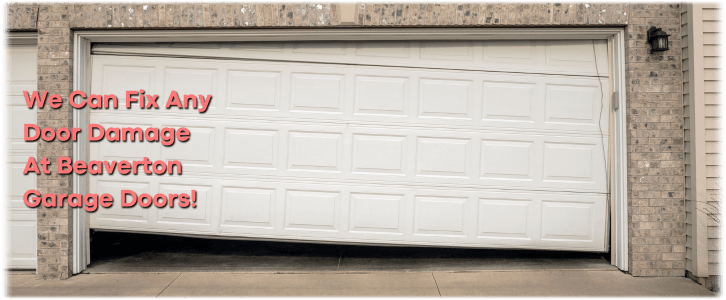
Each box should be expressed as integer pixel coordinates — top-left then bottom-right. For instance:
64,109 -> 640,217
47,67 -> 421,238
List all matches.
593,39 -> 612,248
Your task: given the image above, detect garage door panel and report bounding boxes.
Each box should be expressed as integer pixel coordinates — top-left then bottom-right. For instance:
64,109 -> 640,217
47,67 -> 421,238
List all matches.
227,70 -> 282,111
290,73 -> 346,114
224,128 -> 279,170
293,41 -> 347,55
351,133 -> 408,176
482,40 -> 538,65
215,179 -> 604,251
8,213 -> 37,268
9,105 -> 36,153
90,122 -> 156,162
90,40 -> 609,252
540,195 -> 604,243
153,184 -> 215,233
356,41 -> 411,58
482,81 -> 537,122
221,187 -> 277,230
545,82 -> 605,126
543,142 -> 599,183
478,198 -> 535,240
91,180 -> 152,226
418,78 -> 475,120
94,40 -> 608,77
349,193 -> 406,235
8,156 -> 36,210
160,125 -> 216,167
480,139 -> 536,181
414,195 -> 471,237
101,65 -> 155,107
88,115 -> 607,193
8,44 -> 37,269
354,75 -> 409,116
284,189 -> 341,232
92,56 -> 607,135
416,137 -> 473,179
164,67 -> 219,113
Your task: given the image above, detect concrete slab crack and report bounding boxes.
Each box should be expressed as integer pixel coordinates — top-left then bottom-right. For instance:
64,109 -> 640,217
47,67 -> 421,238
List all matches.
432,273 -> 441,297
156,272 -> 181,297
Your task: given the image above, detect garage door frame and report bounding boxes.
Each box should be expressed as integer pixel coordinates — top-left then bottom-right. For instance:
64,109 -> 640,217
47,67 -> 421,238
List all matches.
71,27 -> 628,274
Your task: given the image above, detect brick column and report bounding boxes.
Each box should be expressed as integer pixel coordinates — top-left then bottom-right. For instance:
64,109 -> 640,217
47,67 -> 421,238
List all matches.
625,3 -> 686,277
35,4 -> 74,280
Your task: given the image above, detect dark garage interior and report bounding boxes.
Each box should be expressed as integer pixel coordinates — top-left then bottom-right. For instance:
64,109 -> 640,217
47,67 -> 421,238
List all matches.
85,231 -> 616,273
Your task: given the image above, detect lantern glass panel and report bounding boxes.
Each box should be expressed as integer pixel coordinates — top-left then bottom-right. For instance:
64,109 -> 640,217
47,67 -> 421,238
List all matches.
657,36 -> 667,49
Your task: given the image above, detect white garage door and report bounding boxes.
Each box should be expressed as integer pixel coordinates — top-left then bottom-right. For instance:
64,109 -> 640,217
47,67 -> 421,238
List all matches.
89,40 -> 610,251
7,42 -> 38,269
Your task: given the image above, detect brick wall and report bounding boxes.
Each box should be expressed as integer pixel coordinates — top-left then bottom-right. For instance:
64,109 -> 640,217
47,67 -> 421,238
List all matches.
40,5 -> 75,280
624,4 -> 686,277
6,3 -> 685,279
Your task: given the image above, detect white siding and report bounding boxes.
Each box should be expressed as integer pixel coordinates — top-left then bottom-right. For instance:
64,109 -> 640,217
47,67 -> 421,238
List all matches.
702,4 -> 721,276
683,3 -> 721,277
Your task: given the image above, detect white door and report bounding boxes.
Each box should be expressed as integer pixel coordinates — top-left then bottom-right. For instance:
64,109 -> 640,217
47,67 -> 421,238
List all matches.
7,42 -> 38,269
89,40 -> 610,252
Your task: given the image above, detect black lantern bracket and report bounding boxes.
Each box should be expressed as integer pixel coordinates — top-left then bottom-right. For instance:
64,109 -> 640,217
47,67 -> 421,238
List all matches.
647,26 -> 670,54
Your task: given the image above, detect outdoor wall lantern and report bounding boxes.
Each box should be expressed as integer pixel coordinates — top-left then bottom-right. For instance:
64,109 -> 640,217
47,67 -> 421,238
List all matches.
647,26 -> 670,53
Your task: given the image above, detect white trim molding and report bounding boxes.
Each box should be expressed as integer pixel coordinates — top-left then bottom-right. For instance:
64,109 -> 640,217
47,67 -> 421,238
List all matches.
72,27 -> 629,273
71,34 -> 92,275
7,31 -> 37,45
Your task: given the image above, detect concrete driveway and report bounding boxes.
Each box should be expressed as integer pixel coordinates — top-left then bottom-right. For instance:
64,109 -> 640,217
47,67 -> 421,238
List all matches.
8,270 -> 715,297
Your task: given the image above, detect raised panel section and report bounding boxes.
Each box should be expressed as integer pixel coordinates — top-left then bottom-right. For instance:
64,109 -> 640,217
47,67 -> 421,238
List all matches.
93,181 -> 150,223
3,162 -> 36,210
96,123 -> 153,161
355,76 -> 408,116
9,45 -> 37,80
3,210 -> 38,269
224,129 -> 278,170
165,68 -> 217,111
482,41 -> 537,64
543,143 -> 596,183
161,126 -> 215,167
221,187 -> 275,229
480,140 -> 534,180
415,196 -> 467,237
478,199 -> 531,239
227,70 -> 280,111
156,184 -> 213,227
10,222 -> 35,256
285,190 -> 340,231
419,79 -> 472,119
288,131 -> 342,172
482,81 -> 535,122
9,106 -> 36,145
546,40 -> 596,65
417,137 -> 471,178
541,200 -> 594,241
352,134 -> 406,175
546,84 -> 599,125
356,42 -> 410,57
102,66 -> 154,101
421,41 -> 474,61
291,73 -> 345,113
350,193 -> 404,234
293,42 -> 346,55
